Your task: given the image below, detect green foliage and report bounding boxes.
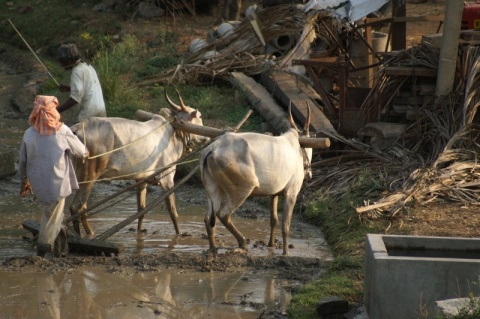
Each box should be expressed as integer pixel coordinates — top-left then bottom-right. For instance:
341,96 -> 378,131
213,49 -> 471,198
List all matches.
288,270 -> 363,319
138,55 -> 180,77
0,0 -> 122,59
92,35 -> 151,118
302,193 -> 367,255
288,169 -> 388,316
77,32 -> 113,62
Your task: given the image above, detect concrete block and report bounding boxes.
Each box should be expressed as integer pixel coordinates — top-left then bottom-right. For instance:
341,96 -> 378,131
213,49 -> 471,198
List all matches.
364,234 -> 480,319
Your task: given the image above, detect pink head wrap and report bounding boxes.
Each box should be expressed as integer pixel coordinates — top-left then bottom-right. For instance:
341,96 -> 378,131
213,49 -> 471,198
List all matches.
28,95 -> 63,135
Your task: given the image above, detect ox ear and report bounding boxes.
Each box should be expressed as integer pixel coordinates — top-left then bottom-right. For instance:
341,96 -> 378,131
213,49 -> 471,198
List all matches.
190,110 -> 201,119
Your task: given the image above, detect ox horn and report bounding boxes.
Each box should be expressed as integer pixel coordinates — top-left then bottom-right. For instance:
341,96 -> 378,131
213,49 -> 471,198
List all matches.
288,102 -> 298,131
175,88 -> 188,112
164,88 -> 182,112
304,102 -> 311,137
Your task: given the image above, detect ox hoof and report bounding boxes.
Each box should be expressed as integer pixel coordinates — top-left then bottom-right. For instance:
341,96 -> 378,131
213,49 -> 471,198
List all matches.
206,247 -> 219,257
233,247 -> 249,255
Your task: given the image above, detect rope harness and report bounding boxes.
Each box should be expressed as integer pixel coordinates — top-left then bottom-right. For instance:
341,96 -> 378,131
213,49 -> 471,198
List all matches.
77,116 -> 197,184
84,119 -> 173,160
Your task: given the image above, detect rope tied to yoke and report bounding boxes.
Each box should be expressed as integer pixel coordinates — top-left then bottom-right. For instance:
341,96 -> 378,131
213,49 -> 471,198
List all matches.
82,118 -> 173,160
77,158 -> 199,184
76,115 -> 199,184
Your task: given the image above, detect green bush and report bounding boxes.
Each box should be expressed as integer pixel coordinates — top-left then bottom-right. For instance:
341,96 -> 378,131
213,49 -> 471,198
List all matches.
93,35 -> 151,118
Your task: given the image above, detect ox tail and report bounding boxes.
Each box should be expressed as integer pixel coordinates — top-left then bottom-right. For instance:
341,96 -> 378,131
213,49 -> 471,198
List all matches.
202,150 -> 216,228
208,199 -> 216,228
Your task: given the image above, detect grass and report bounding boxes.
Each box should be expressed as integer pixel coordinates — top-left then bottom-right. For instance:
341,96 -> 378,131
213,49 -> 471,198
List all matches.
287,168 -> 390,318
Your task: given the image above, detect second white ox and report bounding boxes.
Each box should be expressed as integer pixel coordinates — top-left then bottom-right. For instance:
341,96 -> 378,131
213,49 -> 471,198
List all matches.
69,90 -> 209,236
200,106 -> 312,255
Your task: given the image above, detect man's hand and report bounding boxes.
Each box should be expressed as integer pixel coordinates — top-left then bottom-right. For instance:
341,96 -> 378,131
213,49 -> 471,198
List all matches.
58,84 -> 70,92
20,180 -> 33,198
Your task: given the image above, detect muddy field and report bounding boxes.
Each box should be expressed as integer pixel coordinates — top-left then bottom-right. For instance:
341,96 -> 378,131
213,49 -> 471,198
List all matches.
0,50 -> 336,318
0,176 -> 332,318
0,2 -> 462,318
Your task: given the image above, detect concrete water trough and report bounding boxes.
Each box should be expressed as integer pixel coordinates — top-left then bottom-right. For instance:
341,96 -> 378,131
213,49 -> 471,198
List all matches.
364,234 -> 480,319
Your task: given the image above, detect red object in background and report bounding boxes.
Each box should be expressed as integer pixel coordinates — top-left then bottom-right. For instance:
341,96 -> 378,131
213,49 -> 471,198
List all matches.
462,2 -> 480,30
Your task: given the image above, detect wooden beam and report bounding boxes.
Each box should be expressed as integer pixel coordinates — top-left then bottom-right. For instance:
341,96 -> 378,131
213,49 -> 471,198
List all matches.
230,71 -> 292,134
23,220 -> 125,256
384,66 -> 438,77
392,1 -> 406,50
135,110 -> 331,149
357,15 -> 444,29
260,70 -> 335,133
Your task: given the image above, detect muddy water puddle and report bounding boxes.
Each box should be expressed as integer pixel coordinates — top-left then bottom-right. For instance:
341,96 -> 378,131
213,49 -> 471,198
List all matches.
0,181 -> 332,319
1,265 -> 292,319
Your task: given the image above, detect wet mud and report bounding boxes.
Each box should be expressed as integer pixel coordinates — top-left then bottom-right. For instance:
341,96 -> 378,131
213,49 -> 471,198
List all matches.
0,44 -> 332,319
0,178 -> 332,319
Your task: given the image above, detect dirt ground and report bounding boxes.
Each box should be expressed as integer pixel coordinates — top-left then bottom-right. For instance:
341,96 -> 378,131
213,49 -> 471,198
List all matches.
1,248 -> 324,281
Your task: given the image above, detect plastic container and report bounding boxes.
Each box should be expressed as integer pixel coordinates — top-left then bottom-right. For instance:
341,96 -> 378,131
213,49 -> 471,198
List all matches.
188,38 -> 207,53
217,23 -> 234,38
462,2 -> 480,30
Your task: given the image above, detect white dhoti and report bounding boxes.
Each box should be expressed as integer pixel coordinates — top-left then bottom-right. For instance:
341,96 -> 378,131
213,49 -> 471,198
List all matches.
37,198 -> 65,251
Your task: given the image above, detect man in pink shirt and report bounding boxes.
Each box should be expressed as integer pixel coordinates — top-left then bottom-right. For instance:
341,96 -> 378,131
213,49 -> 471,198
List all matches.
18,95 -> 89,257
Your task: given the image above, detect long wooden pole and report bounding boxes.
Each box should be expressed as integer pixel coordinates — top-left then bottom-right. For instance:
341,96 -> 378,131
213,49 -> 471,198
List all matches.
65,149 -> 198,223
135,110 -> 331,149
94,166 -> 200,241
8,19 -> 60,87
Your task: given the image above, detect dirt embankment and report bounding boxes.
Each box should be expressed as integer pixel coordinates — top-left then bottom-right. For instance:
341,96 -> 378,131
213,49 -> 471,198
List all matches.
2,249 -> 325,283
0,42 -> 47,116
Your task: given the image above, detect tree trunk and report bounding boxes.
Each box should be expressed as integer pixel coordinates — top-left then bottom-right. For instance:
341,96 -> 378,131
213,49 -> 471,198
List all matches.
230,71 -> 292,134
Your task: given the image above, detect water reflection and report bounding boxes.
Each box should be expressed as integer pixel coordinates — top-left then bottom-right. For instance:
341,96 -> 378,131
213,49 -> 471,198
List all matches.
0,266 -> 294,319
0,182 -> 331,319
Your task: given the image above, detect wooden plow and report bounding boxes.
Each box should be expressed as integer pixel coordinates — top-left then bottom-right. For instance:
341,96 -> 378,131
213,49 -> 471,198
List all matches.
22,105 -> 330,257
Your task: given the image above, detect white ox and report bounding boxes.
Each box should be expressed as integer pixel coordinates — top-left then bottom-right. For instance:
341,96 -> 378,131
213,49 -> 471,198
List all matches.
69,90 -> 208,236
200,106 -> 312,255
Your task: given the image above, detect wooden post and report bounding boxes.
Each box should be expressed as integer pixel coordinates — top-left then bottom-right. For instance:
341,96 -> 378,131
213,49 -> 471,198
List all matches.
436,0 -> 463,96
